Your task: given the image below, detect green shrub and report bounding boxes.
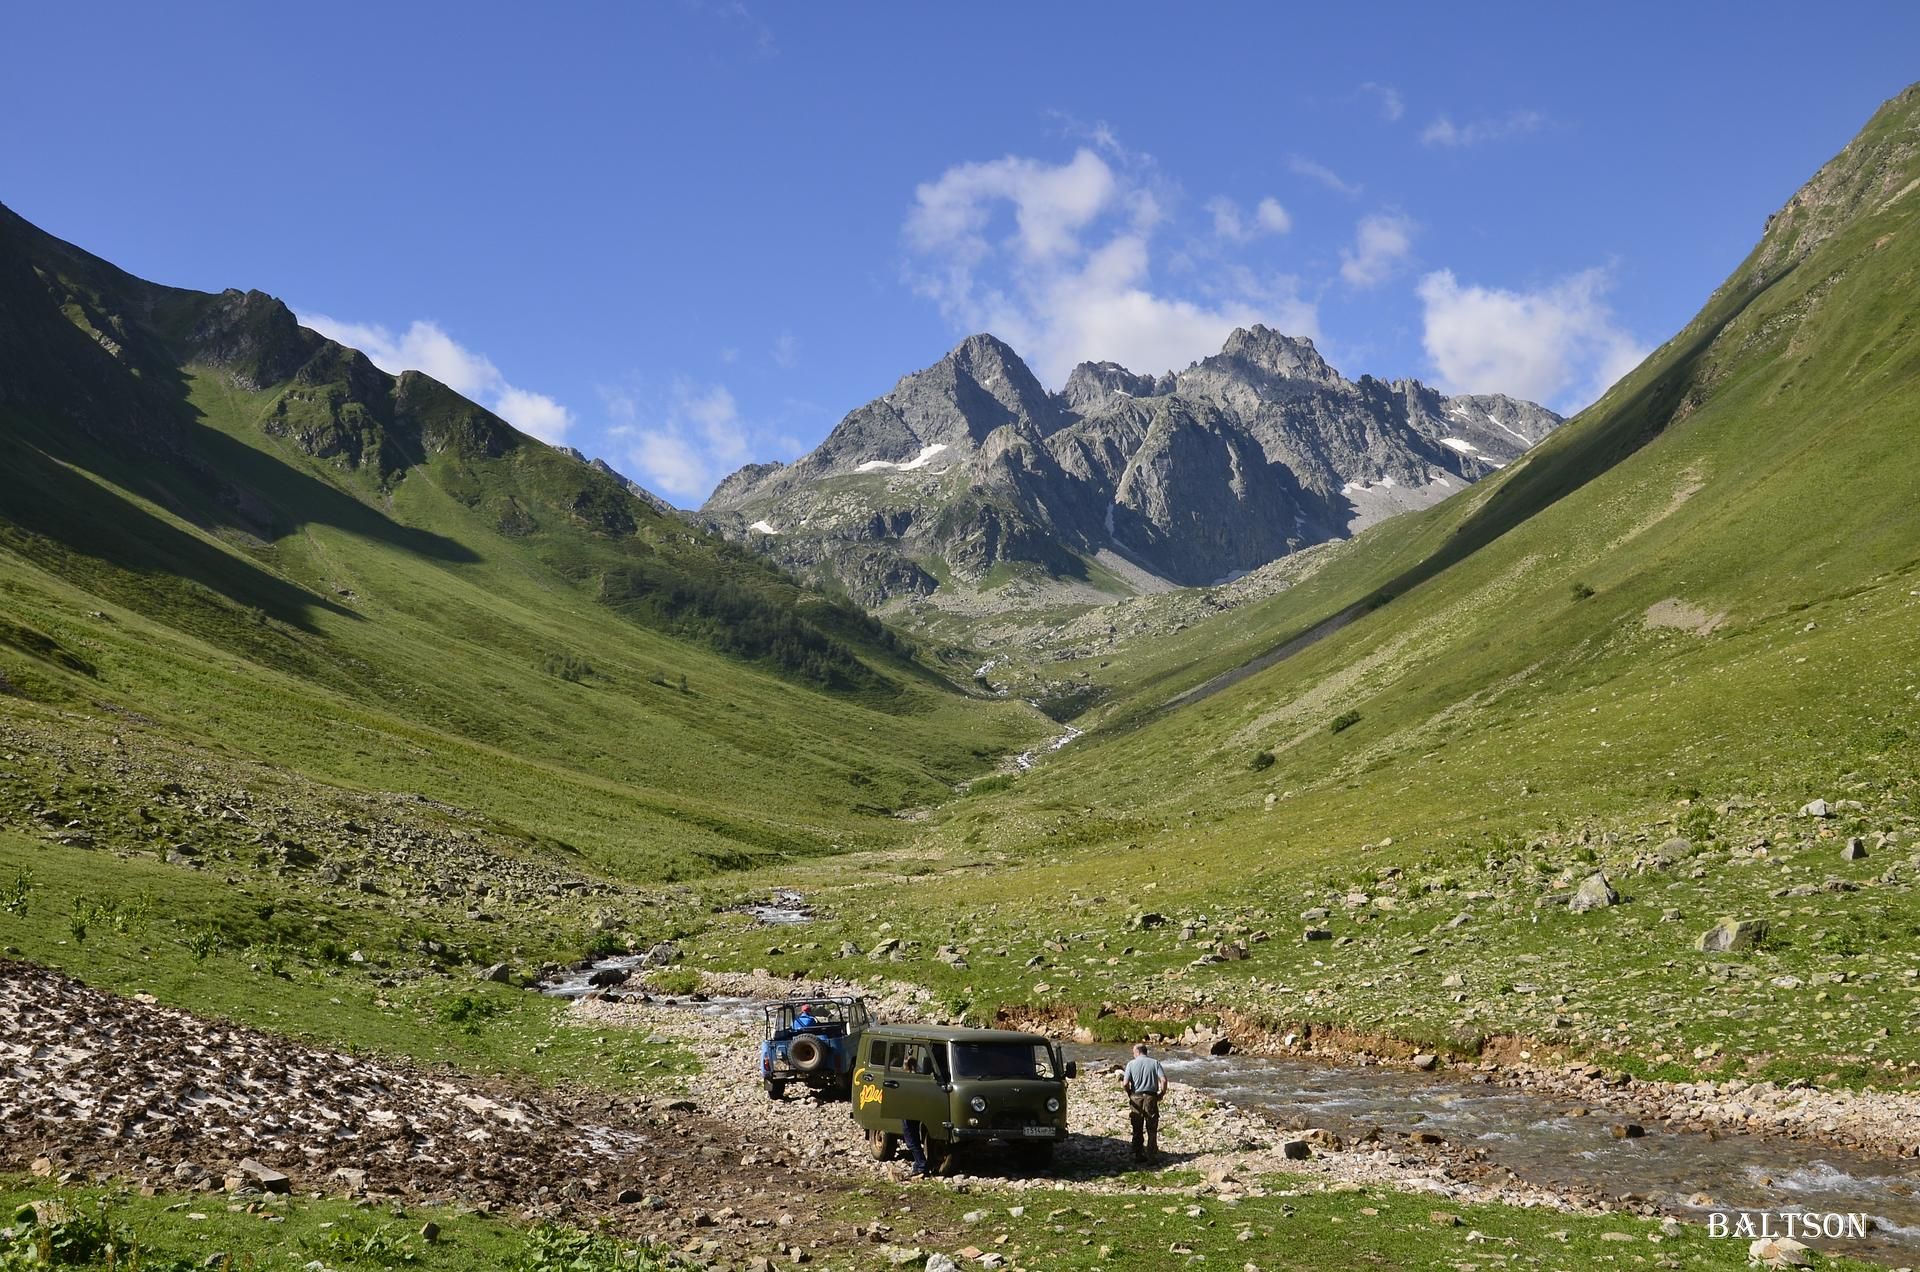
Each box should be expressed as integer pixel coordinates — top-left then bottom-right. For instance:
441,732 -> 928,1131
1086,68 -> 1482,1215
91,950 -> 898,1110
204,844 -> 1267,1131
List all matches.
1,1197 -> 136,1267
181,924 -> 224,960
969,774 -> 1015,796
438,993 -> 506,1035
649,968 -> 698,996
1247,749 -> 1275,772
324,1221 -> 421,1266
1570,581 -> 1596,600
513,1225 -> 668,1271
541,652 -> 594,683
1,868 -> 31,917
1676,803 -> 1717,842
583,929 -> 630,958
1328,710 -> 1361,735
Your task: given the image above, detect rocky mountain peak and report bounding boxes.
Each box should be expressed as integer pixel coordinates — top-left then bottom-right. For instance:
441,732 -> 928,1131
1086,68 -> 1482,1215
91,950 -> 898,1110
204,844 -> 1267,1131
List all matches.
922,332 -> 1059,437
1213,325 -> 1339,384
1062,360 -> 1165,411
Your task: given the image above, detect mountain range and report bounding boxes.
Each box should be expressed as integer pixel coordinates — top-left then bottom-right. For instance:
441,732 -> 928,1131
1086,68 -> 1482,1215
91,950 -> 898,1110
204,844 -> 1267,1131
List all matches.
700,327 -> 1560,604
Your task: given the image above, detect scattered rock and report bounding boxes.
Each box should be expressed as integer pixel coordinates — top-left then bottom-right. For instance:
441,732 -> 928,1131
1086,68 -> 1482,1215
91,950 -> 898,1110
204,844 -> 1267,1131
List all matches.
1800,799 -> 1832,819
1568,871 -> 1620,913
1842,837 -> 1868,861
479,963 -> 513,984
1411,1054 -> 1438,1072
1280,1139 -> 1311,1160
1697,916 -> 1770,952
235,1158 -> 289,1194
1749,1236 -> 1813,1268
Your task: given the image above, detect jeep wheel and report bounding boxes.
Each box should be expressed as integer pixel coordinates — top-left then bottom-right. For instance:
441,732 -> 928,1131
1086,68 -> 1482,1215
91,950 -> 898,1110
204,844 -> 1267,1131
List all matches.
787,1034 -> 827,1072
764,1080 -> 785,1101
866,1129 -> 897,1162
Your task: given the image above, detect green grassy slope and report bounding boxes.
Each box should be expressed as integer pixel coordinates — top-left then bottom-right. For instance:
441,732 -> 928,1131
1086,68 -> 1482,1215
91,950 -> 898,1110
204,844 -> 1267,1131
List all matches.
0,201 -> 1040,884
683,85 -> 1920,1083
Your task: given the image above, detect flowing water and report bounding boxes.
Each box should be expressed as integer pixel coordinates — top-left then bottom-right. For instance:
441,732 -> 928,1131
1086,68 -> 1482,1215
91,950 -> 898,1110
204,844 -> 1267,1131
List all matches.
1069,1045 -> 1920,1262
539,893 -> 1919,1263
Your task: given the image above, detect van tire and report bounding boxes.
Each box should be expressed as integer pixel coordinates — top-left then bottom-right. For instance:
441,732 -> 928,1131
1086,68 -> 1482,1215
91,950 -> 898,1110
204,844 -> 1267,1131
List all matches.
866,1129 -> 897,1161
1015,1139 -> 1055,1170
764,1080 -> 785,1101
928,1141 -> 958,1176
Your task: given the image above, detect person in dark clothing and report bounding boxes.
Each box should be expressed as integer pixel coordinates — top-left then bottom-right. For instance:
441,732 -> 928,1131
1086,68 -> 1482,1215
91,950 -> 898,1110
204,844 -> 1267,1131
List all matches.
900,1050 -> 930,1175
1121,1042 -> 1168,1162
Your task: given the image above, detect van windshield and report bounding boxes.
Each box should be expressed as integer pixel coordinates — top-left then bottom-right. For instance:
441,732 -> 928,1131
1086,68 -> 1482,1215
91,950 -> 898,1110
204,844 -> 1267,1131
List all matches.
950,1042 -> 1057,1080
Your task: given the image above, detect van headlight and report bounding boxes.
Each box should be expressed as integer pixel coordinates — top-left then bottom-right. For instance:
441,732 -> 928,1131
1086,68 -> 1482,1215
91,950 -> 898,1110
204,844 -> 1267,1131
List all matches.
1047,1097 -> 1061,1113
970,1096 -> 988,1113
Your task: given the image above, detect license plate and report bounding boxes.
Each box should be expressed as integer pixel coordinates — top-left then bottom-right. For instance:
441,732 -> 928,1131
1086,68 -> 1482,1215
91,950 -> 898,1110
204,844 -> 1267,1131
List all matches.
1022,1125 -> 1054,1138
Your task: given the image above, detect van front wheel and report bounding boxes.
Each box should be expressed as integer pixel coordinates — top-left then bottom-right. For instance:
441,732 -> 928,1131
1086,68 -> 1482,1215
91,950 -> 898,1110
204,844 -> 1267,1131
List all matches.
1014,1139 -> 1055,1171
867,1129 -> 897,1161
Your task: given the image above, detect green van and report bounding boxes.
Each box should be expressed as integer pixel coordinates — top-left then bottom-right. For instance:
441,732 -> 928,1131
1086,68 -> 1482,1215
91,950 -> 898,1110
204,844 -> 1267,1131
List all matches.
849,1025 -> 1076,1171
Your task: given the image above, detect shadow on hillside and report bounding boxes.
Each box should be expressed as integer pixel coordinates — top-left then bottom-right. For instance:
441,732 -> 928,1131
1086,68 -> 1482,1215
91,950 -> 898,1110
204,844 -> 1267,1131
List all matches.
0,306 -> 480,634
0,427 -> 360,634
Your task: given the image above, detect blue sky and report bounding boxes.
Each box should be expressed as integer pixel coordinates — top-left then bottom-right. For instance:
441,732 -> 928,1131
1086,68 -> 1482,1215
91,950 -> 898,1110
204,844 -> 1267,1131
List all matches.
4,3 -> 1915,504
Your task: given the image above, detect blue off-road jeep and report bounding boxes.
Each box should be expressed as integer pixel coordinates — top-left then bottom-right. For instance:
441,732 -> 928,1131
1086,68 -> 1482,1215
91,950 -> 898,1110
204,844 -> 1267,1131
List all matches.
758,993 -> 871,1100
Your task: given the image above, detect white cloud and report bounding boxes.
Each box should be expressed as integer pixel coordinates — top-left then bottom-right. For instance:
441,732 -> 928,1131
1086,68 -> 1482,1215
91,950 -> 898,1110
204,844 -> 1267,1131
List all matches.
1339,213 -> 1415,288
1417,267 -> 1649,411
1207,195 -> 1292,242
618,380 -> 774,504
1288,155 -> 1362,197
905,145 -> 1318,384
298,313 -> 575,444
771,330 -> 799,370
628,431 -> 710,504
907,147 -> 1119,264
1421,110 -> 1546,149
493,387 -> 572,444
1358,81 -> 1405,122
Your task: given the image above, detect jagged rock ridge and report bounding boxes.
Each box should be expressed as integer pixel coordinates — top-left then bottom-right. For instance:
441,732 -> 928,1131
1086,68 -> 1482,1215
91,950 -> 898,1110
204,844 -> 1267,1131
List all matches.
701,327 -> 1561,603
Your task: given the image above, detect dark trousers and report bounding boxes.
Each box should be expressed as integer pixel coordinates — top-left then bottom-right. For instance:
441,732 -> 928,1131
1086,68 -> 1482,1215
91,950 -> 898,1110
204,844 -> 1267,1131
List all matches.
902,1120 -> 929,1171
1129,1091 -> 1160,1159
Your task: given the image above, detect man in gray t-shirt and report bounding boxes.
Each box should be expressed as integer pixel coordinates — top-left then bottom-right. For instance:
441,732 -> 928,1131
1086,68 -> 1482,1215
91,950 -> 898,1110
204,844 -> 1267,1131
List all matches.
1120,1043 -> 1168,1162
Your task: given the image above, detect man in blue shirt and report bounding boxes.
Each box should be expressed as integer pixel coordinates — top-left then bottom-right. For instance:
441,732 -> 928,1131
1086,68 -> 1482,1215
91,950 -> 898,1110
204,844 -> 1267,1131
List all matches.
793,1003 -> 817,1030
1121,1042 -> 1168,1162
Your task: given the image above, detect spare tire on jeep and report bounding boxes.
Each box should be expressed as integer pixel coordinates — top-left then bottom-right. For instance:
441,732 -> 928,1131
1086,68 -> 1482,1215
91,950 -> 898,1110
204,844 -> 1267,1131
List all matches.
787,1033 -> 828,1072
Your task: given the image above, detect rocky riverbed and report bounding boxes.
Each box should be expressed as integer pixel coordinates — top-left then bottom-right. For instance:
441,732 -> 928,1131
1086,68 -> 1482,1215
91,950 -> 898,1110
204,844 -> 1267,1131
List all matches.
575,970 -> 1633,1218
0,961 -> 949,1267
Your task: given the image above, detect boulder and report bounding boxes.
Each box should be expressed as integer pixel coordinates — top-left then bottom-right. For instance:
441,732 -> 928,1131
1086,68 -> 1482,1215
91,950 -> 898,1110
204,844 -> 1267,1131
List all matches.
235,1158 -> 290,1194
1412,1053 -> 1438,1071
1697,916 -> 1769,952
478,963 -> 513,984
1652,837 -> 1692,867
1842,838 -> 1868,861
1800,799 -> 1832,818
1749,1236 -> 1812,1269
1303,928 -> 1333,942
1568,872 -> 1619,912
1280,1139 -> 1311,1159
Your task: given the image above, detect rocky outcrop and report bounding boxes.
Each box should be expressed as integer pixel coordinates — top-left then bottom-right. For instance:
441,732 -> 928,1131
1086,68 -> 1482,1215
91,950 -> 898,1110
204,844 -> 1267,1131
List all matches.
703,325 -> 1561,603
